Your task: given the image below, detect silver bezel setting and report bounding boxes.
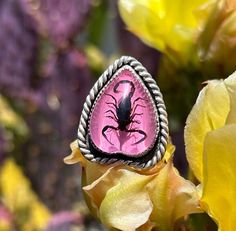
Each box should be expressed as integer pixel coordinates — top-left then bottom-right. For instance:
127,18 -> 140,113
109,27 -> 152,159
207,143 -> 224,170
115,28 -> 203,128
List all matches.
77,56 -> 169,169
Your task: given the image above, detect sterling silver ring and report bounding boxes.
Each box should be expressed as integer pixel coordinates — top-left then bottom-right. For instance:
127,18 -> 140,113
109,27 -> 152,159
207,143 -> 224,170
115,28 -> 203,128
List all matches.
77,56 -> 168,169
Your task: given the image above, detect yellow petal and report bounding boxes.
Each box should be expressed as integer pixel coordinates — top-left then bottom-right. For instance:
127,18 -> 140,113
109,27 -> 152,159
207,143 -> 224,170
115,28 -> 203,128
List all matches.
82,166 -> 122,217
99,169 -> 154,231
118,0 -> 215,62
198,0 -> 236,76
162,141 -> 175,162
0,159 -> 51,230
147,160 -> 201,231
184,80 -> 230,181
201,124 -> 236,231
118,0 -> 165,51
64,140 -> 86,165
81,141 -> 175,223
225,71 -> 236,124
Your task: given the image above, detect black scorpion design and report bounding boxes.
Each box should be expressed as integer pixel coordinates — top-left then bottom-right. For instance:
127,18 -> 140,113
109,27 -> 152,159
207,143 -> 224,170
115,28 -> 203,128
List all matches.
102,80 -> 147,145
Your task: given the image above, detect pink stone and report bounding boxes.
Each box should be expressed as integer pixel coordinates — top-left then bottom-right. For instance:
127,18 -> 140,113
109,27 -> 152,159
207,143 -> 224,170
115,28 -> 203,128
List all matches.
89,66 -> 158,157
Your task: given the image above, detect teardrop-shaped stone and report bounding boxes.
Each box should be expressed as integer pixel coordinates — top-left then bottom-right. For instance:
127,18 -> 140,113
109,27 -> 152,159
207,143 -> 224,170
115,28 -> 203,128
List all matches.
89,66 -> 158,157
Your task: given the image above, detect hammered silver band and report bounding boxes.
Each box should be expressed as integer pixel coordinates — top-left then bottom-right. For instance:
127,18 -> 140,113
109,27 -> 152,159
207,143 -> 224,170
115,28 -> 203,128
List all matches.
77,56 -> 169,169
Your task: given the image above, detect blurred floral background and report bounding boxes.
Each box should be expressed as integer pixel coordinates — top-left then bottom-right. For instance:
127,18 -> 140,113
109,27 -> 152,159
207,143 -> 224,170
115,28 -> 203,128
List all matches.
0,0 -> 236,230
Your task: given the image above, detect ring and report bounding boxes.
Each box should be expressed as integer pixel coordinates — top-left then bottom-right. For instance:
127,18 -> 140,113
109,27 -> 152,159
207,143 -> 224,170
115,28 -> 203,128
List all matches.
77,56 -> 168,168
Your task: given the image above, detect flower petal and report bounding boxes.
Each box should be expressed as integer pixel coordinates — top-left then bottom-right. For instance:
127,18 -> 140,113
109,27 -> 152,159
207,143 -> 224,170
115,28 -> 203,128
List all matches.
118,0 -> 165,52
184,80 -> 230,181
201,124 -> 236,231
99,169 -> 154,231
64,140 -> 86,165
118,0 -> 215,62
82,166 -> 122,217
225,71 -> 236,124
197,0 -> 236,76
81,143 -> 174,226
0,159 -> 51,230
147,160 -> 201,231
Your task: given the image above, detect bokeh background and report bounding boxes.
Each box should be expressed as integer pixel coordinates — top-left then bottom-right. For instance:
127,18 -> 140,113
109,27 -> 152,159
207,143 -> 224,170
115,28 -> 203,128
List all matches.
0,0 -> 233,230
0,1 -> 162,230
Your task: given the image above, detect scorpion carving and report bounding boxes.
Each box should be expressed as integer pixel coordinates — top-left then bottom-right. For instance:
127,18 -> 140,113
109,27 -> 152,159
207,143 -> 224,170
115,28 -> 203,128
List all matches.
102,80 -> 147,145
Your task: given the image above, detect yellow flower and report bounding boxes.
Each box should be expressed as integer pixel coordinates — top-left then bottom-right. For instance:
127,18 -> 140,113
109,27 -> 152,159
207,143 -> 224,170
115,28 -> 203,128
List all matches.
65,141 -> 201,231
185,71 -> 236,230
118,0 -> 216,64
198,0 -> 236,77
0,159 -> 51,230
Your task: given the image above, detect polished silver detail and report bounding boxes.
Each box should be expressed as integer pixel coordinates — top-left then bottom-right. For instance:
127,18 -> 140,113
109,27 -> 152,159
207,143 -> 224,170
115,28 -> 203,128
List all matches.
77,56 -> 169,169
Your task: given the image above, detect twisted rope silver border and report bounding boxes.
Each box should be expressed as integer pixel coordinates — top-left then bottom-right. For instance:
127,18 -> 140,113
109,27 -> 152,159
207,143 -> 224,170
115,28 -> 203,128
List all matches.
77,56 -> 169,169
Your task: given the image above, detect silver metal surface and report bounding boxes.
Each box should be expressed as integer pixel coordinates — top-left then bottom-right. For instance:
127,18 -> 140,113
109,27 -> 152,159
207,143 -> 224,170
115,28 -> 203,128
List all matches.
77,56 -> 169,169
